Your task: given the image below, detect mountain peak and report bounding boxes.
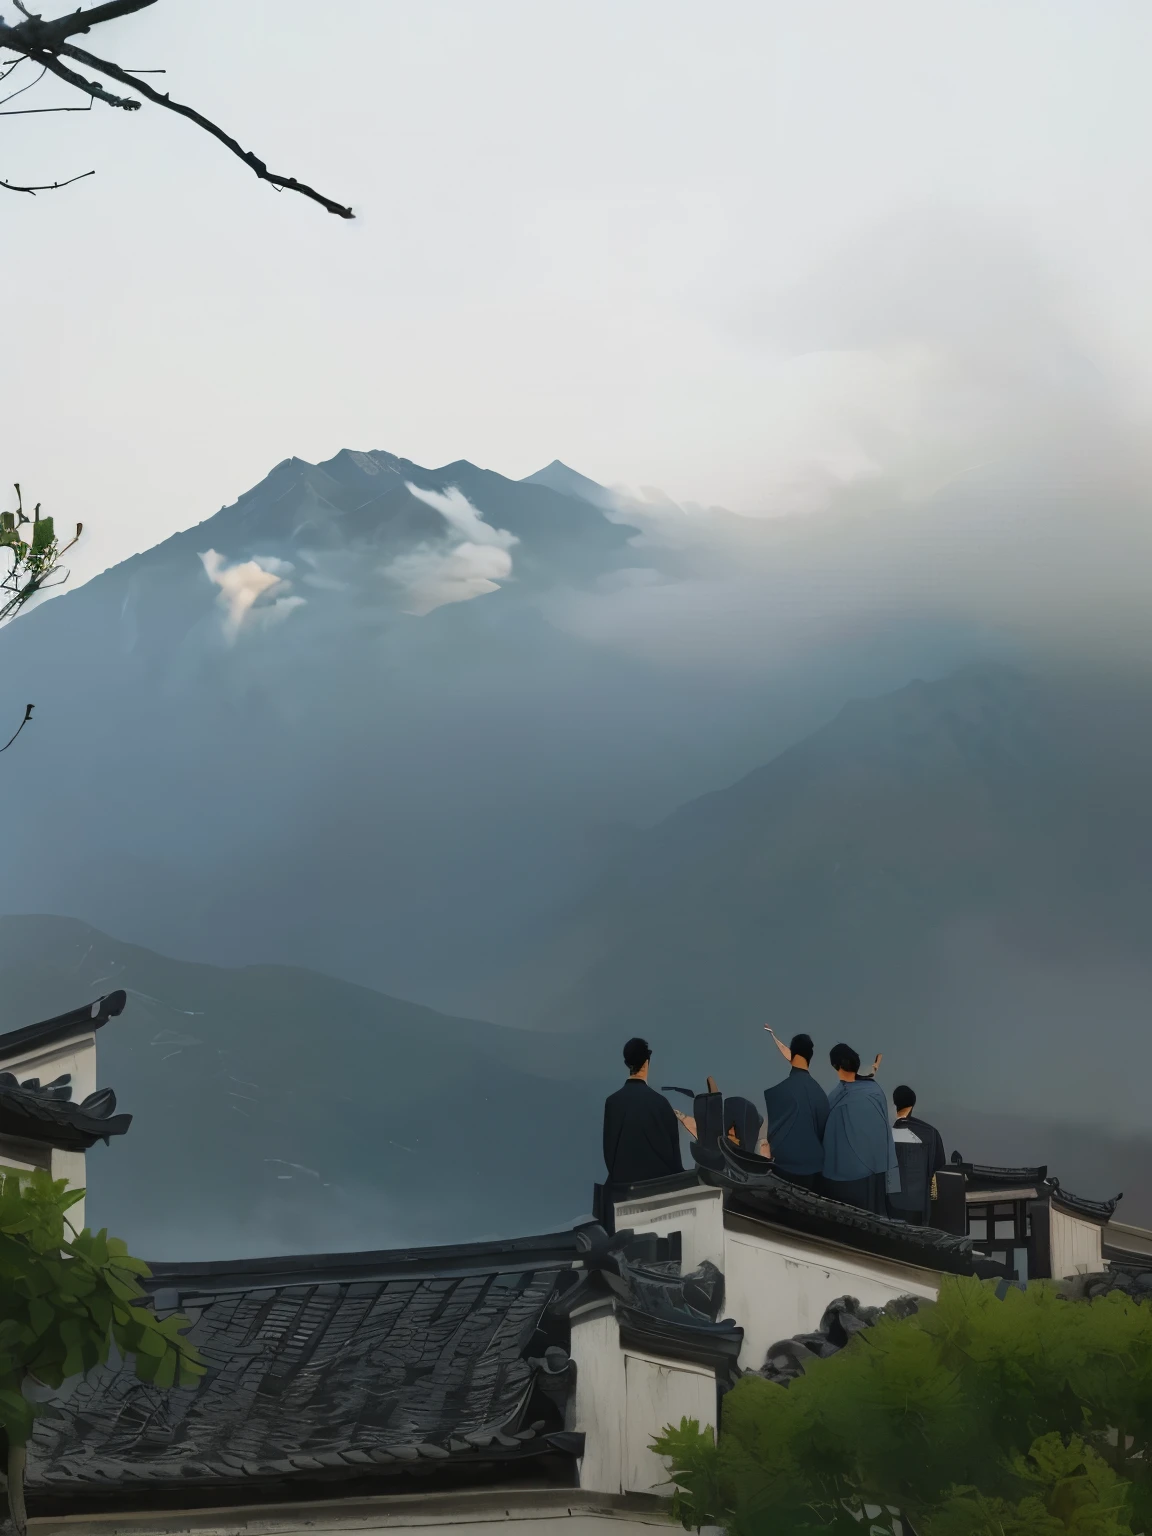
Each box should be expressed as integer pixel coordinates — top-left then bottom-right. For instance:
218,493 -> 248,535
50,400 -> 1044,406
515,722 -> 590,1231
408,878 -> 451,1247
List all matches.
521,460 -> 618,511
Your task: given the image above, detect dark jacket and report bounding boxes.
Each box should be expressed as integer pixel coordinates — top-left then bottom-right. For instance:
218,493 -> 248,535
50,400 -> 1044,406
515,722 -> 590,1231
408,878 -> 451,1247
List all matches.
763,1067 -> 830,1176
889,1113 -> 947,1221
603,1078 -> 683,1186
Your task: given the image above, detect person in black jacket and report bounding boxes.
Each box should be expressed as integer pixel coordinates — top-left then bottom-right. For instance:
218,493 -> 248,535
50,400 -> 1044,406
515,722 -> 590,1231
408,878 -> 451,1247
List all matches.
602,1037 -> 683,1201
888,1084 -> 947,1224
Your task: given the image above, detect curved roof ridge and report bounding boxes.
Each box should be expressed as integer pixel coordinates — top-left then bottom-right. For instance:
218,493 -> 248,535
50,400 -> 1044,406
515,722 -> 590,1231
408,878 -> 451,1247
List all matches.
0,990 -> 126,1062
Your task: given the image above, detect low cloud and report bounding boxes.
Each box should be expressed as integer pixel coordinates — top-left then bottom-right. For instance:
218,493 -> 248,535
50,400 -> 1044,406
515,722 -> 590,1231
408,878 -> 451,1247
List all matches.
381,484 -> 518,616
537,211 -> 1152,675
200,550 -> 306,641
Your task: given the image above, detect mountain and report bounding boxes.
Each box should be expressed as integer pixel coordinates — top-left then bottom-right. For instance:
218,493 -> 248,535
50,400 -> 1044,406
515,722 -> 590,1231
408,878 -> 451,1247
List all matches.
0,448 -> 1013,1010
0,915 -> 609,1260
0,449 -> 808,1006
506,663 -> 1152,1150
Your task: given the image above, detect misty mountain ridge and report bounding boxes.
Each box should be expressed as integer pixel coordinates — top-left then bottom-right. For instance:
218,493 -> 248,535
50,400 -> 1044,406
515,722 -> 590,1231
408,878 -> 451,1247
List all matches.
495,661 -> 1152,1146
0,912 -> 1142,1259
0,914 -> 606,1260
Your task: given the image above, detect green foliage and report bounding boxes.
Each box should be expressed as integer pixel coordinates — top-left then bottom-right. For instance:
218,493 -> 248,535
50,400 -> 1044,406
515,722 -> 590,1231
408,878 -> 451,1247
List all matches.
654,1276 -> 1152,1536
0,1169 -> 204,1445
0,485 -> 81,624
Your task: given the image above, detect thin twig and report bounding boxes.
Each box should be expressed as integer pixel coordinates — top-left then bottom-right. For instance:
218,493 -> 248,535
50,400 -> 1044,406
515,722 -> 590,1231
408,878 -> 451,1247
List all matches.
0,705 -> 34,754
0,58 -> 44,102
0,168 -> 94,193
0,99 -> 92,113
59,42 -> 354,216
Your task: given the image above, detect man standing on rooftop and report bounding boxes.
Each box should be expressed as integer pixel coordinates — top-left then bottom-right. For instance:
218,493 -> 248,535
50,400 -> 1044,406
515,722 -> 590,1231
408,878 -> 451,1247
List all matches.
887,1085 -> 947,1225
762,1029 -> 829,1190
821,1043 -> 901,1214
602,1037 -> 683,1204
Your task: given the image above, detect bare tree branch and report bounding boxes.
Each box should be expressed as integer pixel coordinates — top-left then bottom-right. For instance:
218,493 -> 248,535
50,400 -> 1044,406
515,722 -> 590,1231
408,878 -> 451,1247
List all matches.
23,47 -> 139,107
0,0 -> 354,217
0,167 -> 93,192
0,0 -> 160,53
60,42 -> 355,216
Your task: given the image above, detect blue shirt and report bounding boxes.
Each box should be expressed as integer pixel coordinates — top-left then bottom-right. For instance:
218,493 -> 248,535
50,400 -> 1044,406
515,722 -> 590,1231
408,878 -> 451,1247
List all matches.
823,1078 -> 901,1193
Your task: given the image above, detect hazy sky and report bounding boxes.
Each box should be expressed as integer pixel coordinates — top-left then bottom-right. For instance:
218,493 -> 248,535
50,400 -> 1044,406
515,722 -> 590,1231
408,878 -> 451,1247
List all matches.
5,0 -> 1152,586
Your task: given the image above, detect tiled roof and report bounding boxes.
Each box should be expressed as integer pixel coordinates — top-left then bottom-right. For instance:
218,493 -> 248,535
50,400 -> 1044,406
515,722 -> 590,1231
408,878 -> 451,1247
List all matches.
951,1156 -> 1120,1222
27,1224 -> 731,1506
706,1142 -> 1007,1278
29,1232 -> 583,1502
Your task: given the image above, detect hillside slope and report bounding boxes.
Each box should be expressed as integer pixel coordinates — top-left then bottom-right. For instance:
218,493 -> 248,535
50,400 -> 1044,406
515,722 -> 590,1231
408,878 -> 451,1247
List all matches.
516,664 -> 1152,1140
0,916 -> 605,1260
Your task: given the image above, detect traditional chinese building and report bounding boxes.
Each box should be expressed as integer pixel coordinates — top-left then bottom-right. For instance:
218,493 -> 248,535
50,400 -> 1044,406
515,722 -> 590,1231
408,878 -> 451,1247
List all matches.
0,997 -> 1139,1536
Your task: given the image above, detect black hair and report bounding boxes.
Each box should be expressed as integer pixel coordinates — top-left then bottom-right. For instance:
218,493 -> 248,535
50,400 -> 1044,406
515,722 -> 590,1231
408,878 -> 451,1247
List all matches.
829,1042 -> 861,1074
893,1084 -> 916,1111
623,1036 -> 652,1073
789,1032 -> 814,1064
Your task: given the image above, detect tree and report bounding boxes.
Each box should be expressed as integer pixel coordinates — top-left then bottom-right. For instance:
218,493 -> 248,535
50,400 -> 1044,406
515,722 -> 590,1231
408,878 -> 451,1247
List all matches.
0,484 -> 80,625
0,1168 -> 204,1536
654,1275 -> 1152,1536
0,482 -> 85,752
0,0 -> 353,216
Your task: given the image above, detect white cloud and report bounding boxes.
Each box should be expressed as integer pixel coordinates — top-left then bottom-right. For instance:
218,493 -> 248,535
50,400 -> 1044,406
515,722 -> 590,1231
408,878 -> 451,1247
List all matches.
199,550 -> 306,641
381,484 -> 518,616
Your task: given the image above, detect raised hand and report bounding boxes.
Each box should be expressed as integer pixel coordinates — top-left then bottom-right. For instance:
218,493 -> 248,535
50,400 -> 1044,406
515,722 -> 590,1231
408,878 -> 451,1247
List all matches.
765,1025 -> 792,1062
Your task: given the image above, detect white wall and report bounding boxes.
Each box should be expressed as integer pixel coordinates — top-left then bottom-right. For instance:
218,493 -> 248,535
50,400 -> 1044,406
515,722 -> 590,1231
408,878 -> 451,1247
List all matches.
613,1181 -> 942,1373
723,1222 -> 940,1372
624,1353 -> 716,1497
1049,1207 -> 1103,1279
0,1032 -> 95,1228
613,1186 -> 724,1273
567,1302 -> 717,1497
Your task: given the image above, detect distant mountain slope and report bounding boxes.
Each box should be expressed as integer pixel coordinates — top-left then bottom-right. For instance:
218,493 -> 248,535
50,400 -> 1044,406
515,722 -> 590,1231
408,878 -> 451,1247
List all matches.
2,914 -> 1142,1252
0,916 -> 606,1260
514,664 -> 1152,1142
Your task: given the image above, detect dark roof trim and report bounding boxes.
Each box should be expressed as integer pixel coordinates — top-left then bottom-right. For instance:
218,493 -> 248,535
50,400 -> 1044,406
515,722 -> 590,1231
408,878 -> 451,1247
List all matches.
31,1430 -> 581,1505
953,1157 -> 1049,1189
616,1304 -> 743,1383
610,1171 -> 703,1202
145,1225 -> 600,1295
0,1084 -> 131,1151
0,991 -> 126,1062
1049,1183 -> 1122,1223
714,1142 -> 1006,1279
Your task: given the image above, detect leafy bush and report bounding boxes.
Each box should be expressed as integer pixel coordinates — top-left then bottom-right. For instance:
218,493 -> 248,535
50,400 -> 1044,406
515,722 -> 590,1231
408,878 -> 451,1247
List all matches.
0,1169 -> 204,1534
654,1275 -> 1152,1536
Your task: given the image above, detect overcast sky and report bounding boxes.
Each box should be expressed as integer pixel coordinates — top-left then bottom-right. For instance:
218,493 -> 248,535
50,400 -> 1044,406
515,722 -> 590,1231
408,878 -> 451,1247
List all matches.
4,0 -> 1152,585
